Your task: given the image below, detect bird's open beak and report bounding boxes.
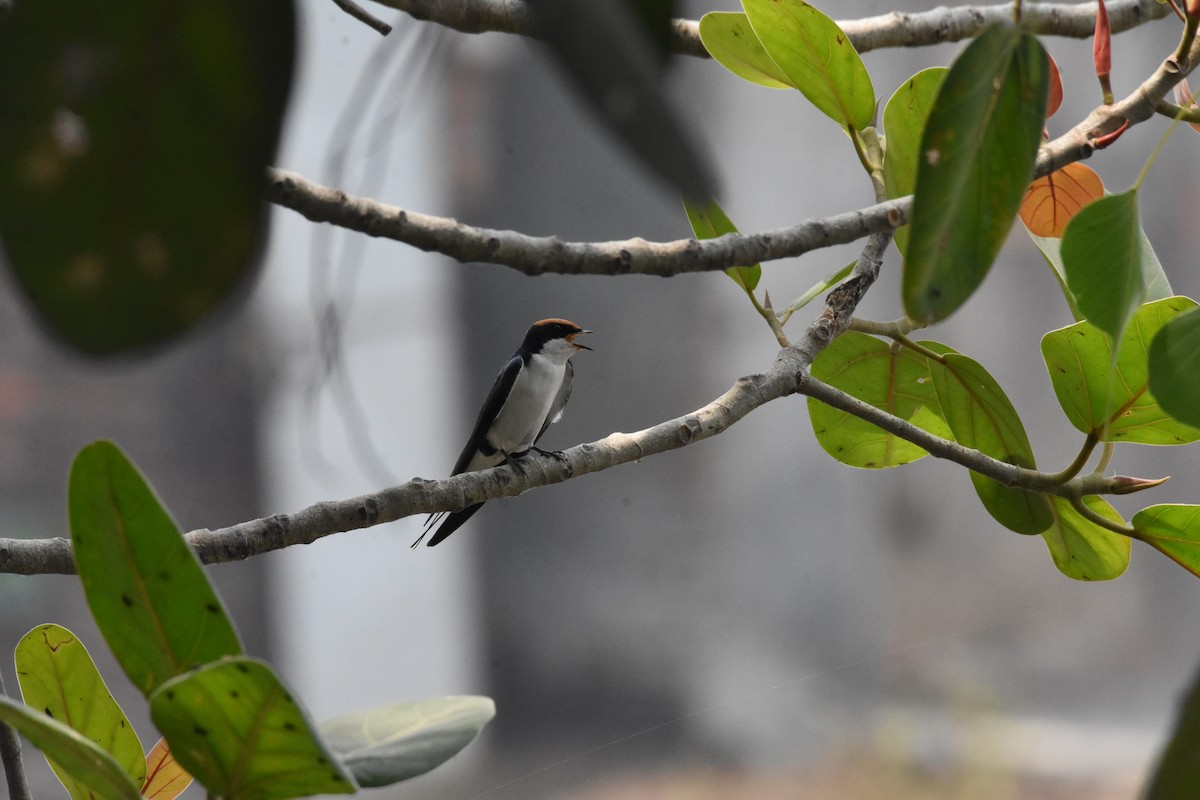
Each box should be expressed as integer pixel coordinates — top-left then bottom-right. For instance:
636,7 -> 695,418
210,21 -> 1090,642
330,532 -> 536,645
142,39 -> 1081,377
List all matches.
568,330 -> 593,351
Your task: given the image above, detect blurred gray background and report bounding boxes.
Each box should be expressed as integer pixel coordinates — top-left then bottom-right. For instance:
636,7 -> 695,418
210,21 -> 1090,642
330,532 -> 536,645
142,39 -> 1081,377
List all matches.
1,1 -> 1198,798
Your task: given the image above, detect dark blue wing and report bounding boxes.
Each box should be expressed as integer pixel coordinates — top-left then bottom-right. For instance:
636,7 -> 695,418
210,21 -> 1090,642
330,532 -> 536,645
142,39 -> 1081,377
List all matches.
412,354 -> 524,547
450,354 -> 524,475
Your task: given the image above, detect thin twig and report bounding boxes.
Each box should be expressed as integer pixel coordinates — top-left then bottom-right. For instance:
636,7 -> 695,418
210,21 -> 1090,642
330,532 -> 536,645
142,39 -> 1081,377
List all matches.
0,228 -> 1160,574
0,671 -> 32,800
331,0 -> 393,35
266,167 -> 909,277
368,0 -> 1169,56
266,34 -> 1197,280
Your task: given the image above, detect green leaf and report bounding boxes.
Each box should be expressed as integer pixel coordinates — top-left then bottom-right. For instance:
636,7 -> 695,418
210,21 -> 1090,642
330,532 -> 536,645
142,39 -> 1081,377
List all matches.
149,657 -> 356,800
741,0 -> 874,130
1134,505 -> 1200,579
1149,306 -> 1200,429
699,12 -> 794,89
1041,496 -> 1130,581
882,68 -> 947,256
15,624 -> 145,798
320,697 -> 496,788
784,260 -> 855,314
807,331 -> 950,468
1028,216 -> 1171,323
903,26 -> 1049,323
1025,233 -> 1084,320
684,198 -> 760,291
68,441 -> 242,697
1061,190 -> 1145,343
0,695 -> 142,800
926,346 -> 1053,534
1041,296 -> 1200,443
0,1 -> 295,355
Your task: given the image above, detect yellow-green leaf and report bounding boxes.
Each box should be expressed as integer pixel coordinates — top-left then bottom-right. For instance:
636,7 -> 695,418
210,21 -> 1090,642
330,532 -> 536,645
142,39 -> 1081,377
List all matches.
15,624 -> 145,797
1041,496 -> 1130,581
1041,296 -> 1200,443
699,12 -> 794,89
742,0 -> 874,130
808,331 -> 950,468
150,657 -> 356,800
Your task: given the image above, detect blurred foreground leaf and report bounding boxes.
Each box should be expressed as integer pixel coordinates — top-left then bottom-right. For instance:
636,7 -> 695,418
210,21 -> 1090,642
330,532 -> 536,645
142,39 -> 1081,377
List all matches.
0,0 -> 295,355
321,696 -> 496,788
526,0 -> 714,200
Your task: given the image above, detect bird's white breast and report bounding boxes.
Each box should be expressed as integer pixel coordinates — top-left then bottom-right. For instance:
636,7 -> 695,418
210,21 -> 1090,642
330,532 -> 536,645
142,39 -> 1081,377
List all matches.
487,352 -> 567,454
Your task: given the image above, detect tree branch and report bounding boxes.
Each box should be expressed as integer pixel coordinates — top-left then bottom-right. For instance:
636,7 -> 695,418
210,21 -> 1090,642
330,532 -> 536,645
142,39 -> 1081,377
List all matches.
0,229 -> 1154,575
367,0 -> 1169,56
266,27 -> 1196,278
0,671 -> 32,800
332,0 -> 393,35
1037,35 -> 1200,174
265,167 -> 908,277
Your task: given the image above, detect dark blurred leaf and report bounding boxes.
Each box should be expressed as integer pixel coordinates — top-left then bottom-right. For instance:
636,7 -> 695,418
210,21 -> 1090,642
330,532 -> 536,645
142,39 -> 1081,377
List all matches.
0,0 -> 295,355
1144,612 -> 1200,797
525,0 -> 715,200
622,0 -> 674,61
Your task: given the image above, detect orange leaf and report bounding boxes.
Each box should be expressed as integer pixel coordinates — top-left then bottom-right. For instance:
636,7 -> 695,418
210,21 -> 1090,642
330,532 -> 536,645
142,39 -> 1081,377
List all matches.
141,738 -> 193,800
1019,163 -> 1105,238
1047,53 -> 1063,118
